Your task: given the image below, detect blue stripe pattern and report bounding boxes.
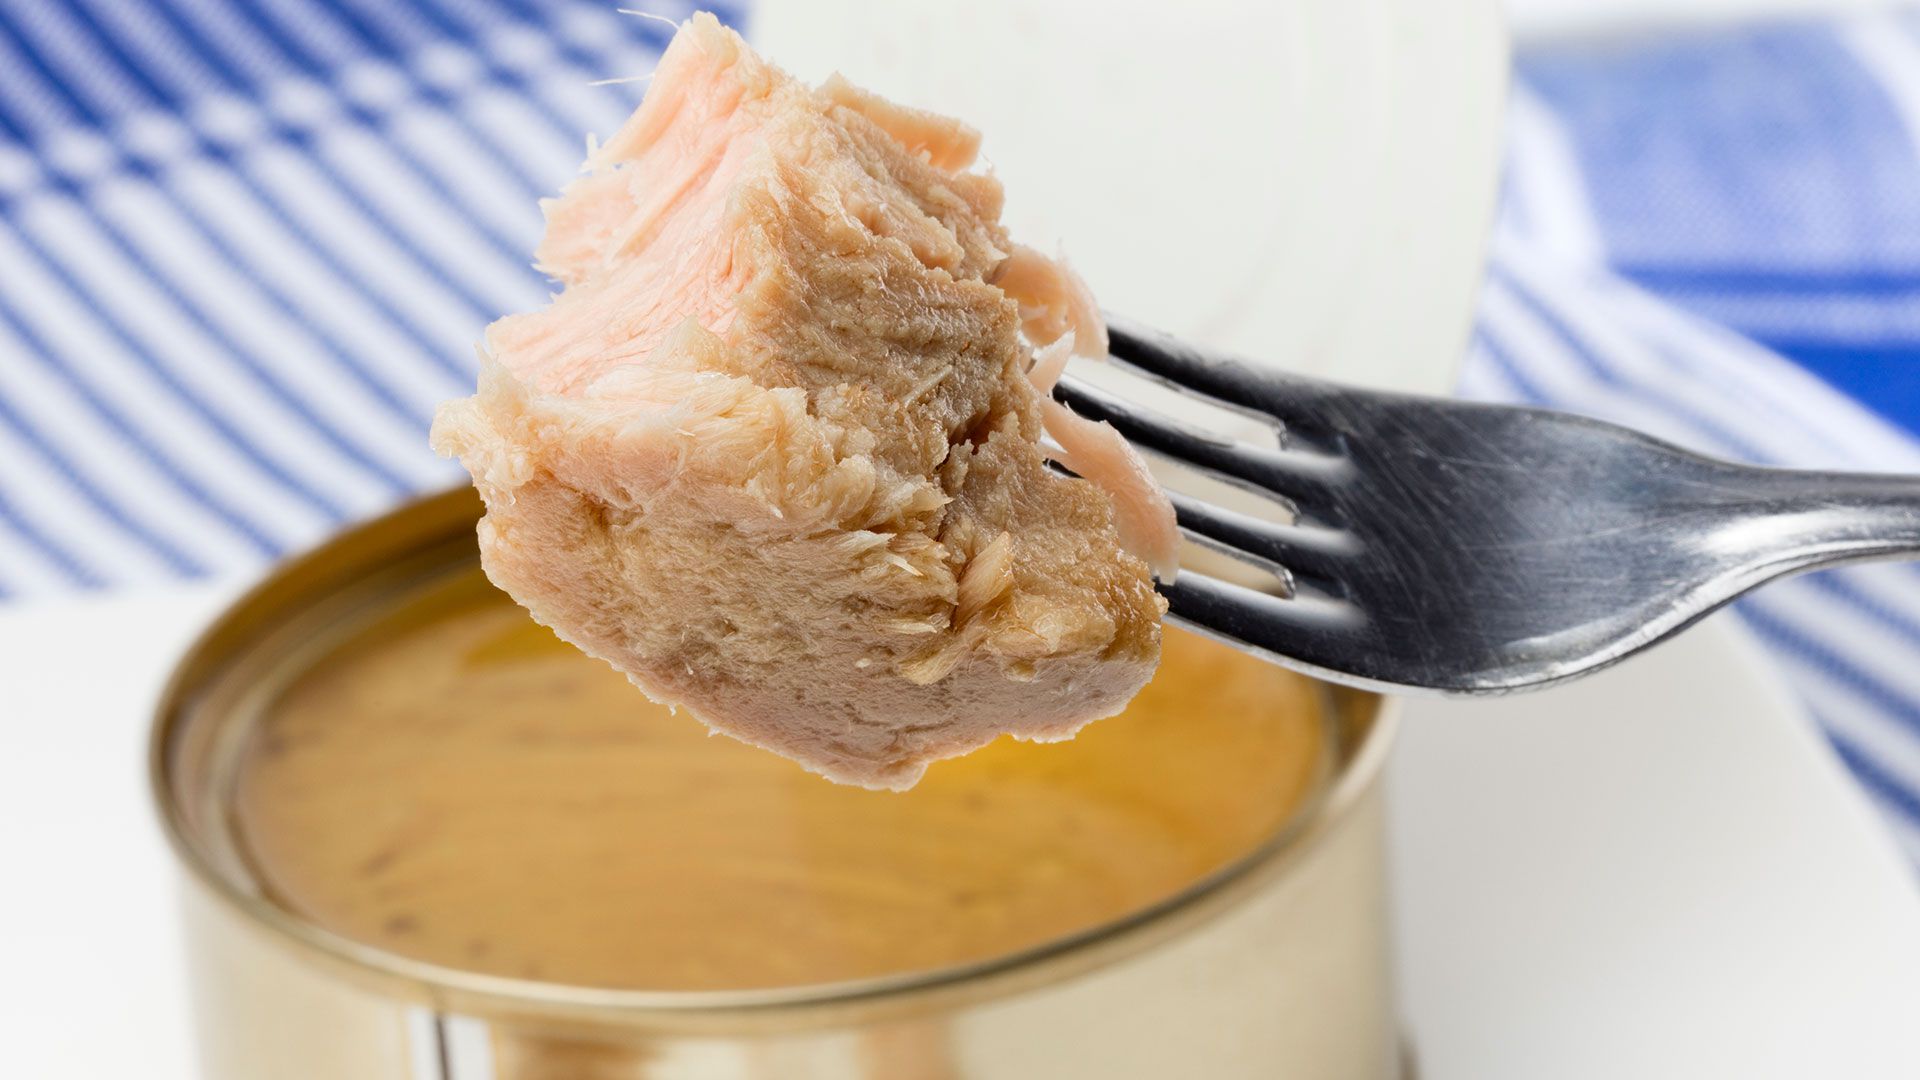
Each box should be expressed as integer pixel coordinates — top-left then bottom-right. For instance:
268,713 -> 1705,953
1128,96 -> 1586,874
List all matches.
1,4 -> 1917,864
0,0 -> 741,593
1476,11 -> 1920,866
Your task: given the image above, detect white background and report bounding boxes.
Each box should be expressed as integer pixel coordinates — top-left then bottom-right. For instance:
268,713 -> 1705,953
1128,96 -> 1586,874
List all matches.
1510,0 -> 1905,36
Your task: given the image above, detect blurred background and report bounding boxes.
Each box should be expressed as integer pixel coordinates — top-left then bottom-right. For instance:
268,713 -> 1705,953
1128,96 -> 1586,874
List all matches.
1520,0 -> 1899,32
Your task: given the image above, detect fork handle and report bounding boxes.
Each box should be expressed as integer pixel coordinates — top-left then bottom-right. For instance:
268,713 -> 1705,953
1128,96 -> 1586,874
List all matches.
1724,466 -> 1920,575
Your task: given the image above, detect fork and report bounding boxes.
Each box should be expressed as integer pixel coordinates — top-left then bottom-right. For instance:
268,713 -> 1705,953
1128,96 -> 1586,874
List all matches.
1052,315 -> 1920,695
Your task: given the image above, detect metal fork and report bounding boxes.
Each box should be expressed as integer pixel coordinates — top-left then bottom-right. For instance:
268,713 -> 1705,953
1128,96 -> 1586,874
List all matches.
1053,316 -> 1920,695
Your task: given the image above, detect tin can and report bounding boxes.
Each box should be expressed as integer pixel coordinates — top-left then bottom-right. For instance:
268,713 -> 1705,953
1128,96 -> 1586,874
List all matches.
152,488 -> 1403,1079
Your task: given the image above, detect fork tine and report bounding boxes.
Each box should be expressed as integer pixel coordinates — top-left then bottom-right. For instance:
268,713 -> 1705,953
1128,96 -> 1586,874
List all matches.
1166,490 -> 1355,589
1160,571 -> 1364,674
1105,315 -> 1337,438
1053,374 -> 1346,504
1103,314 -> 1272,411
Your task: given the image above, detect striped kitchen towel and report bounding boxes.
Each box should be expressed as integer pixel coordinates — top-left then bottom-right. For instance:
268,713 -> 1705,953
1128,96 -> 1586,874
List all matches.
0,0 -> 714,587
1473,12 -> 1920,864
1,3 -> 1919,862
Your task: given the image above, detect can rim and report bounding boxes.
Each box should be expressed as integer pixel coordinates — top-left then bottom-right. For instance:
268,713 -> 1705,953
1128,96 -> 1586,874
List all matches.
150,487 -> 1398,1027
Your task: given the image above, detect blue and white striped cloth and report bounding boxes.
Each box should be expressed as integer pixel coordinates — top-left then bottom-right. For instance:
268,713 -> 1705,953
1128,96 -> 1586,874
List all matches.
1477,12 -> 1920,865
0,0 -> 715,586
3,3 -> 1920,864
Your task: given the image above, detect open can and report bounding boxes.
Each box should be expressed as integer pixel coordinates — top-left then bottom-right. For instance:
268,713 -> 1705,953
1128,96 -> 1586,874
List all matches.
151,487 -> 1404,1079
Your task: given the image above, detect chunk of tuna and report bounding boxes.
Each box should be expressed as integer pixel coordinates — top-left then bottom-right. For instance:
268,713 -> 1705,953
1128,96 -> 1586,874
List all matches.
433,14 -> 1174,789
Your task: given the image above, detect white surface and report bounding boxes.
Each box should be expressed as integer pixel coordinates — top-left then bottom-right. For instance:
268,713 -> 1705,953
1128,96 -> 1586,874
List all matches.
1,583 -> 238,1080
1509,0 -> 1908,38
1394,618 -> 1920,1079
